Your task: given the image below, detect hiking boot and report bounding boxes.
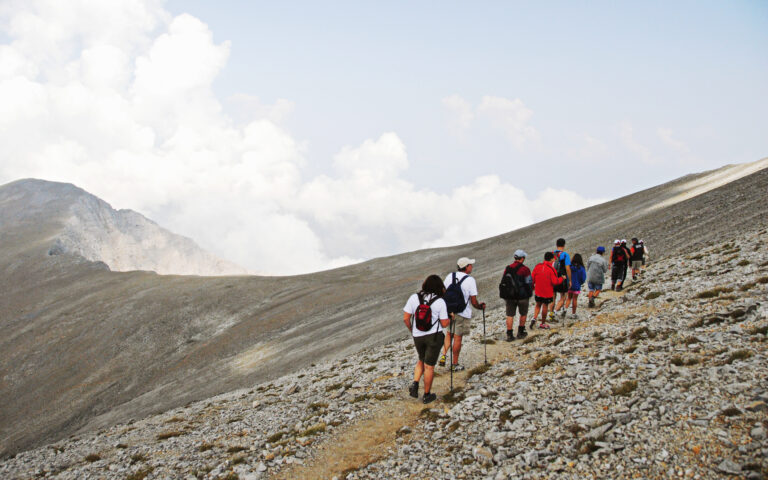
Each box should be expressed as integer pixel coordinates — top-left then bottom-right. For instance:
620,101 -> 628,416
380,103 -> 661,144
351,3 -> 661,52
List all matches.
547,311 -> 555,321
616,284 -> 623,292
438,354 -> 446,367
529,319 -> 536,329
539,322 -> 551,329
588,297 -> 595,308
506,330 -> 514,342
569,312 -> 578,320
408,381 -> 418,399
559,309 -> 567,319
632,275 -> 637,281
517,326 -> 528,340
451,364 -> 466,372
422,392 -> 437,404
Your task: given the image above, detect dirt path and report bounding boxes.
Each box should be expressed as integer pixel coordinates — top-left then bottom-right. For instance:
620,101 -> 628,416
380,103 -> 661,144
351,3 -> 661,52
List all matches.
276,292 -> 633,480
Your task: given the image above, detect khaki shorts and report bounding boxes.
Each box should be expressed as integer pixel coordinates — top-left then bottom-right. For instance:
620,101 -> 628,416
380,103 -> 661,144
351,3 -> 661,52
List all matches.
448,315 -> 471,336
631,260 -> 643,269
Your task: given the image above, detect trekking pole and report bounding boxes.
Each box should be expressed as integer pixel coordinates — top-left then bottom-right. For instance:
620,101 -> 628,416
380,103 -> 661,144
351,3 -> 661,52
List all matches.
449,314 -> 454,392
482,308 -> 487,365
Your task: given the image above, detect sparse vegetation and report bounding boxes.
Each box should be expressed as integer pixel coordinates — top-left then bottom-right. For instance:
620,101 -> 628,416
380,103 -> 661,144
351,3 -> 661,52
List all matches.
480,338 -> 496,344
748,325 -> 768,336
266,431 -> 286,443
374,392 -> 393,401
612,380 -> 638,397
164,416 -> 184,423
300,422 -> 326,437
623,344 -> 637,354
522,335 -> 539,345
644,291 -> 662,300
467,363 -> 491,378
613,335 -> 626,345
737,260 -> 750,266
696,286 -> 733,299
725,349 -> 753,364
325,382 -> 344,392
419,408 -> 441,422
442,387 -> 465,404
532,354 -> 557,370
308,402 -> 328,411
115,443 -> 128,449
84,453 -> 101,462
126,467 -> 154,480
721,407 -> 743,417
231,455 -> 246,465
156,431 -> 184,440
671,355 -> 700,366
551,337 -> 565,346
227,446 -> 247,453
629,326 -> 654,340
130,453 -> 147,463
198,443 -> 214,452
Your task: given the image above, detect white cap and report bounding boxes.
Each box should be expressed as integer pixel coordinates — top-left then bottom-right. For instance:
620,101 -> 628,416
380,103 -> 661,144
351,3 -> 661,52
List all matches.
457,257 -> 476,268
621,238 -> 627,244
614,239 -> 621,245
514,249 -> 527,259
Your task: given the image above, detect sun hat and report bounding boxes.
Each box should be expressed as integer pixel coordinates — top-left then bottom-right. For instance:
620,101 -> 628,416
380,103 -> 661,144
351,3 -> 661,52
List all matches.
457,257 -> 476,269
514,249 -> 527,259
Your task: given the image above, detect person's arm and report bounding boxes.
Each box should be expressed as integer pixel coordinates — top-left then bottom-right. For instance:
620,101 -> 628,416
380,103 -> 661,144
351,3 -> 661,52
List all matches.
565,264 -> 572,282
470,295 -> 485,310
403,312 -> 412,332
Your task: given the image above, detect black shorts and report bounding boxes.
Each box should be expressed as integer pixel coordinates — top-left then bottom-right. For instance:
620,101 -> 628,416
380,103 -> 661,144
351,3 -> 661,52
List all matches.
535,296 -> 553,304
505,298 -> 529,316
413,331 -> 445,366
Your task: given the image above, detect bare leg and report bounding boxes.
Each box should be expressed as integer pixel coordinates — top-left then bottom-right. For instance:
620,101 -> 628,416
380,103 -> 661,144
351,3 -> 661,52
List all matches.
506,316 -> 515,331
413,361 -> 424,383
452,335 -> 463,364
519,314 -> 527,327
423,365 -> 435,393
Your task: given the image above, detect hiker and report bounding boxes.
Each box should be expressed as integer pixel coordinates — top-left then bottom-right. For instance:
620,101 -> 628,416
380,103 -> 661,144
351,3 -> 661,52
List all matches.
620,239 -> 632,286
609,239 -> 629,291
564,253 -> 586,319
531,251 -> 564,329
498,249 -> 533,341
550,238 -> 572,320
586,246 -> 609,307
639,239 -> 650,271
403,274 -> 450,404
438,257 -> 485,372
630,237 -> 644,280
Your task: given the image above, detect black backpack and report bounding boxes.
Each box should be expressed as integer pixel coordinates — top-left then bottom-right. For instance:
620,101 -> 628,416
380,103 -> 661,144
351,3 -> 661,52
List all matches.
499,263 -> 528,300
552,251 -> 568,277
414,293 -> 439,332
444,272 -> 469,315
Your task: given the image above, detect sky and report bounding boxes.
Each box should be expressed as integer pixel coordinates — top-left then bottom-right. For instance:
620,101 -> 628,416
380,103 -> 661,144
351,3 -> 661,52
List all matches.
1,1 -> 766,274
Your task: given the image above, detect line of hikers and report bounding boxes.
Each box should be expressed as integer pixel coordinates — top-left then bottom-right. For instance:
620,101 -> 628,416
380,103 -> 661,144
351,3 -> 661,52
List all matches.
402,238 -> 649,403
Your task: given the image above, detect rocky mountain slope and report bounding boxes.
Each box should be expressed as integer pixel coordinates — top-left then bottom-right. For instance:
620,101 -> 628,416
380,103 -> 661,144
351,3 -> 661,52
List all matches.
1,210 -> 766,479
1,179 -> 247,276
0,159 -> 766,461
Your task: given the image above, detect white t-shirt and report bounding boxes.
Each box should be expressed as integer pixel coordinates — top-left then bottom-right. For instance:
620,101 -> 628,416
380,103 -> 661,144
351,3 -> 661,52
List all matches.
403,293 -> 448,337
443,271 -> 478,318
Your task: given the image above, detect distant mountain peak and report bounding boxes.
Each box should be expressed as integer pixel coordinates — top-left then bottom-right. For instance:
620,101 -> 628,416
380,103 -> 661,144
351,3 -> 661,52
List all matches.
0,178 -> 248,276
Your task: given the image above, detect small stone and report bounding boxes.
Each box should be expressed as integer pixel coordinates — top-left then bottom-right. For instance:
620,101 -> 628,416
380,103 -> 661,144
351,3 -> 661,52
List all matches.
725,383 -> 751,395
750,426 -> 766,440
746,401 -> 766,412
396,426 -> 412,437
717,459 -> 742,475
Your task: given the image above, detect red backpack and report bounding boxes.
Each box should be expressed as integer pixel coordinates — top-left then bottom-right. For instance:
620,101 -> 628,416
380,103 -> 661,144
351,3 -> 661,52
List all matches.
414,294 -> 438,332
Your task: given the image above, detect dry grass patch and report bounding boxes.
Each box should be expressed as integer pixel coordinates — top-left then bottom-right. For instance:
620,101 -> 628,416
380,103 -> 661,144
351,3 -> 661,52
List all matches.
725,350 -> 753,364
300,422 -> 327,437
532,354 -> 557,370
84,453 -> 101,462
467,363 -> 491,379
442,387 -> 465,404
612,380 -> 638,397
126,467 -> 154,480
156,431 -> 184,440
645,291 -> 663,300
696,287 -> 734,299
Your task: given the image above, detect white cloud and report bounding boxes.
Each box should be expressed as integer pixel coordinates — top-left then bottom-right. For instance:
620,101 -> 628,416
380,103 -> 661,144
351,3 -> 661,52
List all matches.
657,127 -> 690,153
0,1 -> 602,275
619,121 -> 654,164
442,94 -> 474,133
478,95 -> 540,148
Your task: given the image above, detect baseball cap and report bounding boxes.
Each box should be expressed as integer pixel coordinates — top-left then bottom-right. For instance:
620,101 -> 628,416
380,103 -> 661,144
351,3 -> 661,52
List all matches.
514,249 -> 527,259
614,239 -> 621,245
457,257 -> 476,268
621,239 -> 627,244
597,246 -> 605,253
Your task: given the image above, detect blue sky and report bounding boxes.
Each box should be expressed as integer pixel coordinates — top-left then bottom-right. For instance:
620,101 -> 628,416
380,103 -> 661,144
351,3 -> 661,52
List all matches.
1,1 -> 766,273
167,0 -> 768,195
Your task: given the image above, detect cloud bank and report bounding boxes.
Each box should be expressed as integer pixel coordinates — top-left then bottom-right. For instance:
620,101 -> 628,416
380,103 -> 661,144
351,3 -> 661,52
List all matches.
0,1 -> 603,274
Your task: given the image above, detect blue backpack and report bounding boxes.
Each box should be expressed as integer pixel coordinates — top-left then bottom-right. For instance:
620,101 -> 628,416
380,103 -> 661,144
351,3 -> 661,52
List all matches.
444,272 -> 469,314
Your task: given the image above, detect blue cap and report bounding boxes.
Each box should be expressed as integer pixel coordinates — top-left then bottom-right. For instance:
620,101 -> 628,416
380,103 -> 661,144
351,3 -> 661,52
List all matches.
597,246 -> 605,253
